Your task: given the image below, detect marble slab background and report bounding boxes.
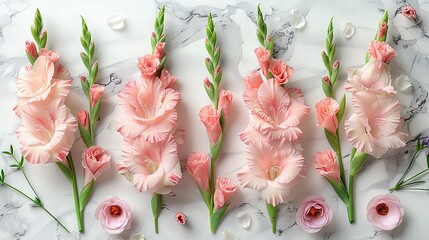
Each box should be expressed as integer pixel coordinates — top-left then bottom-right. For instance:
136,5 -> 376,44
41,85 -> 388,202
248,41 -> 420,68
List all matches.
1,0 -> 429,239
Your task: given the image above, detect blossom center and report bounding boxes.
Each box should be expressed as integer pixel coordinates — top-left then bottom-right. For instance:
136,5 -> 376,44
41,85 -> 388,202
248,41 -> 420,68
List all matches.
376,203 -> 389,215
265,166 -> 280,180
109,205 -> 122,216
142,158 -> 159,174
308,206 -> 321,217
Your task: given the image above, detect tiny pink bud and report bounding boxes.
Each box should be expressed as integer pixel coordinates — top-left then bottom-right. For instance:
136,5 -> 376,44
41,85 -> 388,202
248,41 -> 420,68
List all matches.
322,76 -> 330,85
377,22 -> 387,39
266,36 -> 272,43
215,46 -> 220,53
175,212 -> 187,225
203,77 -> 211,88
205,57 -> 211,63
205,37 -> 209,43
80,76 -> 87,82
151,32 -> 156,38
333,60 -> 340,69
78,110 -> 89,129
25,41 -> 38,58
215,65 -> 221,74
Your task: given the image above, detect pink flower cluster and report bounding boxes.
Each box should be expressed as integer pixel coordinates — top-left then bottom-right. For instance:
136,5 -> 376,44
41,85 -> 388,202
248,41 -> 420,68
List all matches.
237,47 -> 309,206
15,45 -> 77,164
116,43 -> 183,194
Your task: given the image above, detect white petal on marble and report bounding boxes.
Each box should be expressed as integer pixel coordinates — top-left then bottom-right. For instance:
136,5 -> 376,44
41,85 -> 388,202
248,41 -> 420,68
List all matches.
129,233 -> 145,240
290,9 -> 306,30
341,22 -> 355,39
223,230 -> 238,240
106,14 -> 125,30
236,211 -> 251,230
395,75 -> 412,93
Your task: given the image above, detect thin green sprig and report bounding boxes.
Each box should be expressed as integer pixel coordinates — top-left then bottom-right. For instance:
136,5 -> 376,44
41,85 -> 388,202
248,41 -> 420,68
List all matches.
256,5 -> 273,53
30,8 -> 47,51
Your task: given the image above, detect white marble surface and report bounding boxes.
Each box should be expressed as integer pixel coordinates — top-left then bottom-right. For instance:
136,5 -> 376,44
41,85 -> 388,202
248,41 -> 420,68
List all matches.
1,0 -> 429,239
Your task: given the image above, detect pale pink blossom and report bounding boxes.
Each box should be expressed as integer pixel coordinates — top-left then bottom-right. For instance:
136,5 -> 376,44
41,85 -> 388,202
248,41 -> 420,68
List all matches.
243,71 -> 263,91
186,153 -> 209,190
95,196 -> 133,234
213,177 -> 237,210
218,89 -> 233,119
175,212 -> 187,225
268,59 -> 294,85
238,140 -> 305,206
313,150 -> 340,182
90,84 -> 105,107
296,196 -> 333,233
137,54 -> 160,79
378,22 -> 387,39
25,41 -> 37,59
367,41 -> 397,64
154,42 -> 166,60
82,146 -> 112,186
16,100 -> 77,164
159,68 -> 177,88
38,48 -> 60,63
117,79 -> 180,142
315,98 -> 340,135
78,110 -> 89,129
402,6 -> 417,19
345,92 -> 406,158
254,47 -> 270,77
118,135 -> 181,194
199,105 -> 222,146
367,194 -> 404,230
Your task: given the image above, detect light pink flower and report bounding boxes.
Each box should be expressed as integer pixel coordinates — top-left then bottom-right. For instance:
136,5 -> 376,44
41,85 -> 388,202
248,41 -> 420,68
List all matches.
90,84 -> 105,108
16,100 -> 77,164
313,150 -> 340,182
218,89 -> 233,120
378,22 -> 387,39
315,97 -> 340,135
254,47 -> 270,77
402,6 -> 417,19
186,153 -> 209,190
154,42 -> 166,60
95,196 -> 133,234
117,79 -> 180,142
199,105 -> 222,146
367,41 -> 397,64
213,177 -> 237,210
268,59 -> 294,85
78,110 -> 89,129
39,48 -> 60,63
345,92 -> 406,158
25,41 -> 37,59
175,212 -> 187,225
159,68 -> 177,88
243,71 -> 263,91
367,194 -> 404,230
118,135 -> 181,194
137,54 -> 160,79
82,146 -> 112,186
296,195 -> 333,233
238,140 -> 305,206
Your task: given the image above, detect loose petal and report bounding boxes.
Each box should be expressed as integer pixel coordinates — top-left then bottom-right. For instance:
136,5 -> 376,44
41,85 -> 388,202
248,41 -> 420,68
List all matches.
290,9 -> 306,30
237,211 -> 251,230
394,75 -> 412,93
341,22 -> 355,39
106,14 -> 125,30
129,233 -> 145,240
222,230 -> 238,240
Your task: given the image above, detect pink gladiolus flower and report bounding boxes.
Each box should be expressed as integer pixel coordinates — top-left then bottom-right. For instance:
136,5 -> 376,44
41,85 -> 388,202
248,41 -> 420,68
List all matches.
213,177 -> 237,210
268,59 -> 294,85
159,68 -> 177,88
186,153 -> 210,190
345,92 -> 406,158
218,89 -> 233,120
238,140 -> 305,206
313,150 -> 340,182
296,196 -> 333,233
402,6 -> 417,19
367,41 -> 397,64
78,110 -> 89,129
25,41 -> 37,59
95,196 -> 133,234
254,47 -> 270,77
315,97 -> 340,135
39,48 -> 60,63
243,71 -> 263,91
367,194 -> 404,230
137,54 -> 160,79
199,105 -> 222,146
90,84 -> 105,108
154,42 -> 165,60
175,212 -> 187,225
118,135 -> 181,194
117,79 -> 180,142
82,146 -> 112,186
378,22 -> 387,39
16,100 -> 77,164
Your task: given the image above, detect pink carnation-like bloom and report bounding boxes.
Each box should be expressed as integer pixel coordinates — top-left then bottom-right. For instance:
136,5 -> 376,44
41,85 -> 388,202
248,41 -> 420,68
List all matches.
39,48 -> 60,63
268,59 -> 294,85
315,97 -> 340,135
213,177 -> 237,210
218,89 -> 233,120
296,195 -> 333,233
345,92 -> 406,158
243,71 -> 263,90
367,194 -> 404,230
186,152 -> 210,190
254,47 -> 270,77
402,6 -> 417,19
367,41 -> 397,64
117,79 -> 180,142
78,110 -> 89,129
199,105 -> 222,146
137,54 -> 160,80
117,135 -> 181,194
82,146 -> 112,186
90,84 -> 105,107
238,140 -> 305,206
175,212 -> 187,225
95,196 -> 133,234
313,150 -> 340,182
16,100 -> 77,164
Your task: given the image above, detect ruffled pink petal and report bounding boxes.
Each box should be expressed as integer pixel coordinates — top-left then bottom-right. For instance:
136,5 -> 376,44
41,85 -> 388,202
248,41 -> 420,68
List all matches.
345,113 -> 374,154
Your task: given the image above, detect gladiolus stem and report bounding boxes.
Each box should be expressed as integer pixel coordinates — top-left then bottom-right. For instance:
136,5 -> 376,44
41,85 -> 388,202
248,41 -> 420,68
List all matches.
335,134 -> 346,186
266,203 -> 278,233
66,154 -> 84,232
347,173 -> 355,223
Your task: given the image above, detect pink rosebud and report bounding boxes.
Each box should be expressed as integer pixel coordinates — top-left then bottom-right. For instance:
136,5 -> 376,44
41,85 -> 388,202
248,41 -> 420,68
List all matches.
203,77 -> 212,88
151,32 -> 156,39
332,60 -> 340,69
154,42 -> 165,60
80,76 -> 87,82
367,40 -> 397,64
367,194 -> 404,230
95,196 -> 133,234
313,150 -> 340,182
402,6 -> 417,19
215,65 -> 221,74
82,146 -> 111,186
322,76 -> 330,85
199,105 -> 222,146
315,97 -> 340,135
268,59 -> 294,85
218,89 -> 233,120
38,48 -> 60,63
186,153 -> 209,190
175,212 -> 187,225
25,41 -> 38,59
377,22 -> 387,39
243,71 -> 263,90
213,177 -> 237,210
296,195 -> 333,233
137,54 -> 160,80
90,84 -> 105,107
78,110 -> 89,129
159,68 -> 177,88
254,47 -> 270,77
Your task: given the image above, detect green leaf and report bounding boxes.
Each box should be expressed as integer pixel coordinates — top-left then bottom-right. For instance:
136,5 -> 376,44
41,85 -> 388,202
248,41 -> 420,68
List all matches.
151,193 -> 162,233
203,81 -> 214,102
78,123 -> 92,148
26,52 -> 36,65
336,94 -> 346,122
10,164 -> 20,169
329,44 -> 336,62
426,154 -> 429,168
210,203 -> 229,233
30,26 -> 39,45
325,129 -> 339,152
80,52 -> 90,72
326,177 -> 349,204
158,56 -> 167,74
19,156 -> 24,167
90,99 -> 102,123
214,69 -> 222,86
331,63 -> 339,85
79,180 -> 94,212
350,153 -> 368,175
322,79 -> 332,98
9,145 -> 13,155
90,61 -> 99,84
34,196 -> 43,206
205,41 -> 213,57
40,32 -> 47,49
56,162 -> 72,183
80,76 -> 90,98
89,42 -> 95,60
205,58 -> 214,77
266,37 -> 274,54
266,203 -> 278,233
198,188 -> 211,209
256,31 -> 265,47
210,133 -> 223,162
322,51 -> 331,72
0,169 -> 4,182
2,151 -> 11,155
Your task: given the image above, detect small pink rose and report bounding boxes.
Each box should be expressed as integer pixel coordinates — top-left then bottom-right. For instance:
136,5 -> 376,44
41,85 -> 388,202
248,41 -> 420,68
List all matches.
39,48 -> 60,63
199,105 -> 222,146
254,47 -> 270,77
95,196 -> 133,234
243,71 -> 263,91
268,59 -> 294,85
154,42 -> 165,60
313,150 -> 340,182
78,110 -> 89,129
82,146 -> 111,186
402,6 -> 417,19
25,41 -> 38,59
367,194 -> 404,230
218,89 -> 233,120
378,22 -> 387,39
367,40 -> 397,64
214,177 -> 237,210
159,68 -> 177,88
186,152 -> 209,190
296,195 -> 333,233
175,212 -> 187,225
90,84 -> 105,108
315,97 -> 340,135
137,54 -> 160,79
